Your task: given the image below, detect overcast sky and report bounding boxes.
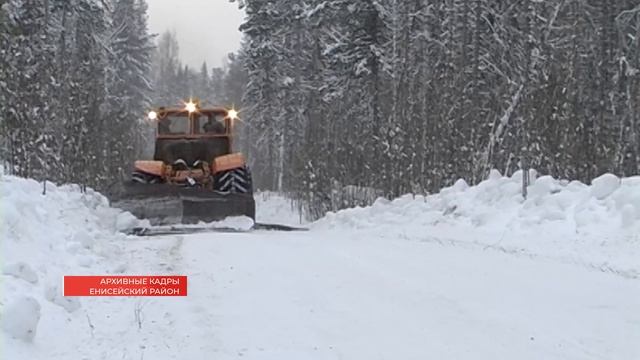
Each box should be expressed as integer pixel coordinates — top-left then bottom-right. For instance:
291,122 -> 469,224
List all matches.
146,0 -> 245,68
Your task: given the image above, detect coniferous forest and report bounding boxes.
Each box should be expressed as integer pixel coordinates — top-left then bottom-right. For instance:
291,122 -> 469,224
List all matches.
3,1 -> 640,218
1,0 -> 154,190
235,1 -> 640,218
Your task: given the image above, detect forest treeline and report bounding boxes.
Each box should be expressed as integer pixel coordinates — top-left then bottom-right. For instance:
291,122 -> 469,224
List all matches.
235,0 -> 640,218
151,31 -> 245,111
0,0 -> 154,189
3,1 -> 640,219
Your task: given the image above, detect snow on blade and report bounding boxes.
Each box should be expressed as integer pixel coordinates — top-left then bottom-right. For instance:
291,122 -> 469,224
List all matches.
255,191 -> 306,226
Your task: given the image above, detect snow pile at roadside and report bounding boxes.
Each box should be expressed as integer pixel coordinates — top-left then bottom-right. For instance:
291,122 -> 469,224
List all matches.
1,172 -> 146,344
315,170 -> 640,277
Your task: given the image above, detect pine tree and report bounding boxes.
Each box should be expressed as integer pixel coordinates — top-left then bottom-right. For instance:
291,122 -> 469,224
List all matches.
198,61 -> 211,103
237,0 -> 282,190
152,30 -> 180,105
1,0 -> 59,180
105,0 -> 154,185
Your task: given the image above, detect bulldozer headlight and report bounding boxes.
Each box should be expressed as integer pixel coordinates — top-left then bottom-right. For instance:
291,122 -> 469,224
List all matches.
147,111 -> 158,120
227,109 -> 238,120
185,100 -> 197,113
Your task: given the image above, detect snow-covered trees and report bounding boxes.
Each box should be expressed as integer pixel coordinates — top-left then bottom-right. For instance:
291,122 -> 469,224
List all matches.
151,30 -> 180,105
105,0 -> 154,178
235,0 -> 640,218
1,1 -> 59,180
4,0 -> 640,217
0,0 -> 154,191
149,30 -> 242,108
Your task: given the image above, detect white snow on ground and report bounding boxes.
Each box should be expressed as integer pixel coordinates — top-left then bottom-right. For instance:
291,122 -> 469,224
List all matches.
2,296 -> 41,342
176,231 -> 640,360
316,170 -> 640,278
1,169 -> 639,359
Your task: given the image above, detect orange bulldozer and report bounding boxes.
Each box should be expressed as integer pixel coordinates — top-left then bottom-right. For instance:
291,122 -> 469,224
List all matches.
112,101 -> 255,225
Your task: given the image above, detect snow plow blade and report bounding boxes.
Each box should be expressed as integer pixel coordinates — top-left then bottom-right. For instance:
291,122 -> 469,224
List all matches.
112,182 -> 255,225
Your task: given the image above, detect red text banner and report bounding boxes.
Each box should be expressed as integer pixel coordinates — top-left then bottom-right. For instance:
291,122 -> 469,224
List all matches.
63,276 -> 187,297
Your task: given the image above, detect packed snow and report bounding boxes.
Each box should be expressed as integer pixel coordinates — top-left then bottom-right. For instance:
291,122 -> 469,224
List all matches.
3,261 -> 39,284
2,296 -> 41,342
1,168 -> 639,359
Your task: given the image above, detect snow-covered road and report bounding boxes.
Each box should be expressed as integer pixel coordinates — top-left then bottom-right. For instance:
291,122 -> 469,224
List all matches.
115,229 -> 640,360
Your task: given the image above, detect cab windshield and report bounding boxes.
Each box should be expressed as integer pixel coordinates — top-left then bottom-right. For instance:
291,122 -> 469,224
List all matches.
158,115 -> 189,135
195,113 -> 227,134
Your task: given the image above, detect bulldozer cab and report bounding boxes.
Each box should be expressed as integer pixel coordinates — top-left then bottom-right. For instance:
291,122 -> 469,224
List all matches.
150,107 -> 237,166
155,108 -> 232,138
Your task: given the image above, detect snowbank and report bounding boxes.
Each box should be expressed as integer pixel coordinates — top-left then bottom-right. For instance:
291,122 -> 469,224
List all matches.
0,172 -> 146,346
0,172 -> 306,357
314,170 -> 640,278
0,173 -> 304,350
